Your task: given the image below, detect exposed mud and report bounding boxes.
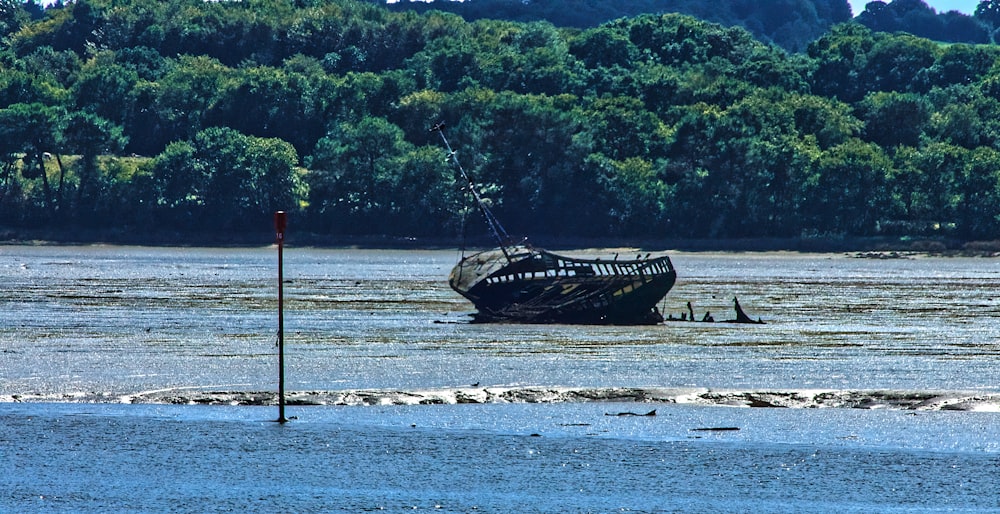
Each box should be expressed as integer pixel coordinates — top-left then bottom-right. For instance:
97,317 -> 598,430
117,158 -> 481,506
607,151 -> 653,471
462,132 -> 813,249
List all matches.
7,387 -> 996,412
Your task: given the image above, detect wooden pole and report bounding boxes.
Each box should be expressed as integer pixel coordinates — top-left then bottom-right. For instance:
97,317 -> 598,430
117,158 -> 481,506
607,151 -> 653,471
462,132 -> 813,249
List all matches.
275,211 -> 288,423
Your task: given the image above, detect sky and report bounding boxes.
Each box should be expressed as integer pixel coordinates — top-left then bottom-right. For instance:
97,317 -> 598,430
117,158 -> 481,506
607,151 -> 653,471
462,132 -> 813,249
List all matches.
847,0 -> 981,17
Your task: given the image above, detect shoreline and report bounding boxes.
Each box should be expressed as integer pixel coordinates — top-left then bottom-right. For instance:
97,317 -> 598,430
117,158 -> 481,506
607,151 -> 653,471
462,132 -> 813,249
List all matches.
3,226 -> 1000,255
5,387 -> 1000,412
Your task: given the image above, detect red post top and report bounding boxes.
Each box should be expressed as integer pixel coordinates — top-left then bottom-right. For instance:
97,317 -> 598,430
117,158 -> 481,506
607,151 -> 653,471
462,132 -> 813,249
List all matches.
274,211 -> 287,239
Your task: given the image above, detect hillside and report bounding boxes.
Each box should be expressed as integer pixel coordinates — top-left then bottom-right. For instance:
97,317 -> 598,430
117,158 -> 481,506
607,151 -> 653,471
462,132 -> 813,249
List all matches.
2,0 -> 1000,246
383,0 -> 997,51
384,0 -> 852,52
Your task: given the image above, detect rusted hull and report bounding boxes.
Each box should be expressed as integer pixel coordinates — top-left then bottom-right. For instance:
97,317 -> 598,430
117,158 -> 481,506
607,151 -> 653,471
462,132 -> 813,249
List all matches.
449,247 -> 677,325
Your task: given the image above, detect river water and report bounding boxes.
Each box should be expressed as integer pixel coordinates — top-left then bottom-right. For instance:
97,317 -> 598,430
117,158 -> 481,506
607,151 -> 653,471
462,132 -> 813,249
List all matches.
2,245 -> 1000,512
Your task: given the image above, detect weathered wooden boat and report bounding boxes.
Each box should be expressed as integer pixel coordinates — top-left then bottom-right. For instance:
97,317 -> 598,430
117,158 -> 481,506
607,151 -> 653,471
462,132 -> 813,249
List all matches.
434,123 -> 677,324
449,245 -> 676,324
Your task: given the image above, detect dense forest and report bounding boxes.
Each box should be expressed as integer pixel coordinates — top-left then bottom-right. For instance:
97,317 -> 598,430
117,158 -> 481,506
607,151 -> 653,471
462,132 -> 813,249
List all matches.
4,0 -> 1000,246
856,0 -> 996,44
385,0 -> 999,51
384,0 -> 853,52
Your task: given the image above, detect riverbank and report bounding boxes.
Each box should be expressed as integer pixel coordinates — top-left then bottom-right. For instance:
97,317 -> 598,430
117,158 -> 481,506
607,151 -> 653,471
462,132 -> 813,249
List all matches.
3,225 -> 999,255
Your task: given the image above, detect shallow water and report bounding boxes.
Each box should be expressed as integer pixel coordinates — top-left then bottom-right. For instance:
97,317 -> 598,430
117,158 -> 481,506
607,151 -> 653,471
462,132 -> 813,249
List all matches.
3,245 -> 1000,512
4,246 -> 1000,397
3,402 -> 1000,513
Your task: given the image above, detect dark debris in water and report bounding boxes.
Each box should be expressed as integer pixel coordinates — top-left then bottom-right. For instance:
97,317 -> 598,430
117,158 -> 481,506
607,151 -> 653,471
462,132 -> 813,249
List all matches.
852,251 -> 914,259
605,409 -> 657,417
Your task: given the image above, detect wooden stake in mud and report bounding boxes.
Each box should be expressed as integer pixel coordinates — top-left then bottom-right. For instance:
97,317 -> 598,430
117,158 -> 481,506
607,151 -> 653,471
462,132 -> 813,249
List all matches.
275,211 -> 288,424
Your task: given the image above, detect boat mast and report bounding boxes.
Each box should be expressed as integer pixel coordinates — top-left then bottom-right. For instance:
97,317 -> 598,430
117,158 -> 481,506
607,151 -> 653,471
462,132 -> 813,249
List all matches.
432,122 -> 514,261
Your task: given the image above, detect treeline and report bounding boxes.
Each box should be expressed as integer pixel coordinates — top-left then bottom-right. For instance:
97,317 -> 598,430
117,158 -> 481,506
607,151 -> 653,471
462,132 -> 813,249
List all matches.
384,0 -> 1000,51
383,0 -> 852,52
856,0 -> 992,44
3,0 -> 1000,243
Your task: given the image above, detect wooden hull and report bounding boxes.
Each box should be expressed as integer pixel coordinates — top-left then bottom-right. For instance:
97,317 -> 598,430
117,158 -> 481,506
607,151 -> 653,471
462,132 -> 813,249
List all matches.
449,246 -> 676,324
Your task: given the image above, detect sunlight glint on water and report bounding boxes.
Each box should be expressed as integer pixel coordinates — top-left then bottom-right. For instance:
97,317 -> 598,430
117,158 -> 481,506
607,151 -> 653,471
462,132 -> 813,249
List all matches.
3,246 -> 1000,512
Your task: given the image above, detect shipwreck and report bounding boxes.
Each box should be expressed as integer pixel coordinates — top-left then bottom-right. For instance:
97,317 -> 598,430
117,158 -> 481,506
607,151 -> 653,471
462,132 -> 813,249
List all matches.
434,123 -> 677,324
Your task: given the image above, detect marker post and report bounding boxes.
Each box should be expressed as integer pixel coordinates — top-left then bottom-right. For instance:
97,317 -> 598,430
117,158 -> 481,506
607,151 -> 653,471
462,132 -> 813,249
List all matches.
274,211 -> 288,424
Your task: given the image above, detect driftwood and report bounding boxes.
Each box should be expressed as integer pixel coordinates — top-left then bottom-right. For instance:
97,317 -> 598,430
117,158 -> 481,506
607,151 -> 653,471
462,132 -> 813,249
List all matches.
722,297 -> 765,324
667,297 -> 764,324
605,409 -> 657,417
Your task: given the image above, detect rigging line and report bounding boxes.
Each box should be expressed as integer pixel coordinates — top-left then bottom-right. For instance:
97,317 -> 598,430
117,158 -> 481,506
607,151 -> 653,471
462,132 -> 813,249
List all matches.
459,192 -> 468,258
432,122 -> 513,261
457,184 -> 472,266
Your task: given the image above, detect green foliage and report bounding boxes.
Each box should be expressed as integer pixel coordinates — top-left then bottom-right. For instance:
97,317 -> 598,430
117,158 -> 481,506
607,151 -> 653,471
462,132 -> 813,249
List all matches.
151,127 -> 303,231
0,1 -> 32,37
592,155 -> 673,235
803,139 -> 892,235
0,102 -> 64,214
385,0 -> 852,53
3,0 -> 1000,243
858,91 -> 930,148
62,111 -> 127,210
857,0 -> 990,44
305,116 -> 458,235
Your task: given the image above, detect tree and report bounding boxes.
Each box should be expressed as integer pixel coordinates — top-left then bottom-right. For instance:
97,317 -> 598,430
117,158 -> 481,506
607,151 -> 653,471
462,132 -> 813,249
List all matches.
862,33 -> 937,93
976,0 -> 1000,27
927,101 -> 986,149
150,139 -> 202,225
956,146 -> 1000,238
305,115 -> 467,237
908,142 -> 969,230
8,0 -> 1000,242
384,145 -> 461,236
153,55 -> 233,144
591,155 -> 671,236
61,111 -> 128,217
801,139 -> 893,235
305,117 -> 410,233
0,0 -> 32,37
0,68 -> 67,108
808,23 -> 877,102
920,44 -> 997,89
152,127 -> 302,230
580,96 -> 670,162
786,94 -> 862,149
0,102 -> 65,215
458,89 -> 588,234
476,21 -> 586,95
405,32 -> 481,93
71,51 -> 140,125
858,92 -> 930,148
568,25 -> 637,69
939,11 -> 989,44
